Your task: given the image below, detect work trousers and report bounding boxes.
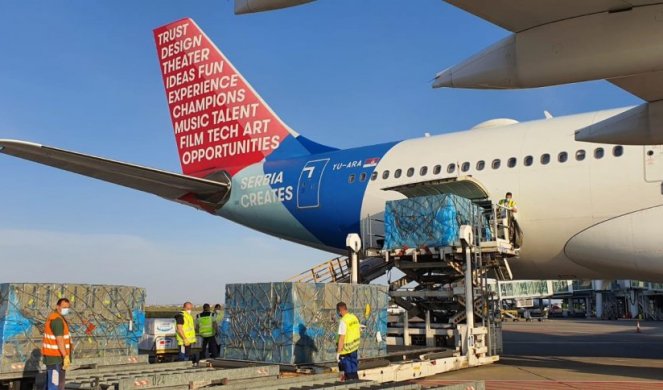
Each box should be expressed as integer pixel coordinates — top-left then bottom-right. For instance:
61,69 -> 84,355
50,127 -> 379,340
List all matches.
177,345 -> 198,363
199,336 -> 219,359
338,350 -> 359,380
45,364 -> 65,390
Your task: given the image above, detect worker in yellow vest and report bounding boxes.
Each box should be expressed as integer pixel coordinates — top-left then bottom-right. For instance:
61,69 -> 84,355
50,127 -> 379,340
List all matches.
336,301 -> 361,381
175,302 -> 197,363
42,298 -> 72,390
195,303 -> 219,359
498,192 -> 518,213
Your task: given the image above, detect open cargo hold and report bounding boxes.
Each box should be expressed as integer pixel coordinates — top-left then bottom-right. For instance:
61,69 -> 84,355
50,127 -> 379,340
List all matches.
0,283 -> 145,374
219,282 -> 389,365
384,193 -> 485,250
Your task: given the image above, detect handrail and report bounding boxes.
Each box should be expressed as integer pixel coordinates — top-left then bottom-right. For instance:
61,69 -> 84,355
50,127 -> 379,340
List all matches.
286,256 -> 350,283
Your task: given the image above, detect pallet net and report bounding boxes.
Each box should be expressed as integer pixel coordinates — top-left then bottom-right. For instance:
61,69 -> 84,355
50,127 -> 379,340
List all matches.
219,282 -> 388,364
384,194 -> 484,250
0,283 -> 145,372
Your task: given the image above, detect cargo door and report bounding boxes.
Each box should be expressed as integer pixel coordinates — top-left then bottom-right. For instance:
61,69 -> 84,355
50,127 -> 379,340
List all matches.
297,159 -> 329,208
645,145 -> 663,182
383,175 -> 490,200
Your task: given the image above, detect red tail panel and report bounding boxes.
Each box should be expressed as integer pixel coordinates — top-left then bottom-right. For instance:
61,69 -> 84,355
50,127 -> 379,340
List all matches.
154,18 -> 297,177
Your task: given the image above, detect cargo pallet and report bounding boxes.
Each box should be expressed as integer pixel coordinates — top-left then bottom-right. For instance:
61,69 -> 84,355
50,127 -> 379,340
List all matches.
289,195 -> 519,377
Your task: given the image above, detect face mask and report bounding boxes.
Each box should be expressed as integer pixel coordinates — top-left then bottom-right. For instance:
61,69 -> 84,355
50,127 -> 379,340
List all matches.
61,308 -> 70,316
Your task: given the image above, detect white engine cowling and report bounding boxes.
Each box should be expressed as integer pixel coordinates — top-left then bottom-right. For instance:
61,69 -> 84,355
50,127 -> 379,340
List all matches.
575,102 -> 663,145
433,4 -> 663,90
564,205 -> 663,281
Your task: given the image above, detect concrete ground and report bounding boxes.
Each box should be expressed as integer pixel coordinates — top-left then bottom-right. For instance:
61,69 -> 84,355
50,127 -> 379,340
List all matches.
415,319 -> 663,389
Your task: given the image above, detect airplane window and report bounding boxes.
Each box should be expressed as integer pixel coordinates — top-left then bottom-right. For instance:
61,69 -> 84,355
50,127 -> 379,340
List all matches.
476,160 -> 485,170
491,159 -> 501,169
420,166 -> 428,176
594,147 -> 604,159
524,155 -> 533,166
433,165 -> 442,175
348,174 -> 355,184
407,168 -> 415,177
461,162 -> 470,172
576,150 -> 586,161
394,169 -> 402,179
507,157 -> 517,168
447,163 -> 456,174
382,170 -> 390,180
541,153 -> 550,165
613,145 -> 624,157
359,172 -> 367,182
558,152 -> 568,163
371,171 -> 377,181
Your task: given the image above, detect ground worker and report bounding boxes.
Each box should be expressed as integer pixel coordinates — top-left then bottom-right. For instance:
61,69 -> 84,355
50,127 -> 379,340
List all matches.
196,303 -> 219,359
42,298 -> 72,390
213,304 -> 222,316
336,301 -> 360,381
175,302 -> 197,363
498,191 -> 523,247
498,192 -> 518,213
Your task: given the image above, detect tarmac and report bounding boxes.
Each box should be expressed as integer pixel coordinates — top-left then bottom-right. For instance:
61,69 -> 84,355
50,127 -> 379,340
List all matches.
415,318 -> 663,389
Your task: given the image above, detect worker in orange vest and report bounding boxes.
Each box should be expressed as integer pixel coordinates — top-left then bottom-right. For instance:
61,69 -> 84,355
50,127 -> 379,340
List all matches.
42,298 -> 72,390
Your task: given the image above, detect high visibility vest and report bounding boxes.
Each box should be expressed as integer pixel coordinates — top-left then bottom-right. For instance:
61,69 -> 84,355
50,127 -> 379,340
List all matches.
42,311 -> 71,357
196,313 -> 215,338
499,198 -> 516,209
176,311 -> 197,346
340,313 -> 361,354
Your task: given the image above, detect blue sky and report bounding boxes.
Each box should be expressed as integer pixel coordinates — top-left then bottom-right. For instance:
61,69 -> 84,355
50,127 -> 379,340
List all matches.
0,1 -> 640,304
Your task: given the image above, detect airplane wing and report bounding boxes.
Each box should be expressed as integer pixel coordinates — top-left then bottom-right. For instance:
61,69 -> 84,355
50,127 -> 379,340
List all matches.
607,70 -> 663,102
445,0 -> 663,103
235,0 -> 315,14
445,1 -> 662,33
0,140 -> 230,212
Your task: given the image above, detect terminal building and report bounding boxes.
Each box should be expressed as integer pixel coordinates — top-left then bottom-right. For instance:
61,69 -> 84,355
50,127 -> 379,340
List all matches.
494,279 -> 663,321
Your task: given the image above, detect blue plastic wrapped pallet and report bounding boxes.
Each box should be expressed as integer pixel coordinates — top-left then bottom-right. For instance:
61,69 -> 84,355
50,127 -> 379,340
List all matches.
384,194 -> 484,250
218,282 -> 389,365
0,283 -> 145,373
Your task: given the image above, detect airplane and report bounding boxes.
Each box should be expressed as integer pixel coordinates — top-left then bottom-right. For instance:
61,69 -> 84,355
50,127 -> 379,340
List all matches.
1,13 -> 663,283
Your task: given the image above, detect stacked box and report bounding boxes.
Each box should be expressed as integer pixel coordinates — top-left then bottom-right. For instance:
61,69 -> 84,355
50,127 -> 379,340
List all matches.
383,194 -> 484,250
0,283 -> 145,373
219,283 -> 389,365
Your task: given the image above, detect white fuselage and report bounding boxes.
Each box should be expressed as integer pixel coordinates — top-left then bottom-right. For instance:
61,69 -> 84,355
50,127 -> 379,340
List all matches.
361,107 -> 663,280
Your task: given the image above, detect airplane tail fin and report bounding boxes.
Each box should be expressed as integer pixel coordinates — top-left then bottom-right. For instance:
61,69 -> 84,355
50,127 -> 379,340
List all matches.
153,18 -> 334,178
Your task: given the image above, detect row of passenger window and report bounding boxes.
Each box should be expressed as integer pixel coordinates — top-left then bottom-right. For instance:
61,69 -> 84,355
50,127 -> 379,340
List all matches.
347,145 -> 624,183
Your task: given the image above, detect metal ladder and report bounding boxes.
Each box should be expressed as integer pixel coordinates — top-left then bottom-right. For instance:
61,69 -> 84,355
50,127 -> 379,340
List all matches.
287,256 -> 391,284
286,256 -> 351,283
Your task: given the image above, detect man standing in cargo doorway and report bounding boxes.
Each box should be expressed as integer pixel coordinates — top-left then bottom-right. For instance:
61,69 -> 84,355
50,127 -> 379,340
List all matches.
42,298 -> 72,390
498,192 -> 518,213
498,192 -> 523,247
336,302 -> 360,381
175,302 -> 197,363
195,303 -> 219,359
